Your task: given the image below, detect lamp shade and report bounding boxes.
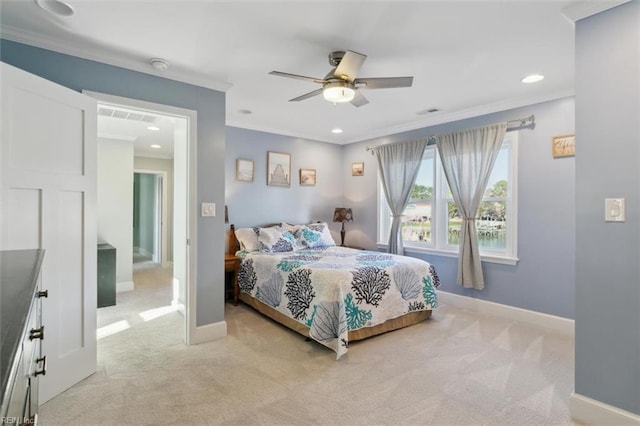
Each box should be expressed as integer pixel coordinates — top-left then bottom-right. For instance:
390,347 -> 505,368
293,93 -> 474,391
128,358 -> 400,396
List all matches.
333,207 -> 353,223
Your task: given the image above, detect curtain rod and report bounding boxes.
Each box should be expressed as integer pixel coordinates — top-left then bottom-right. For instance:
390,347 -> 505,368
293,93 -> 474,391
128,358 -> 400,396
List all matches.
365,114 -> 535,153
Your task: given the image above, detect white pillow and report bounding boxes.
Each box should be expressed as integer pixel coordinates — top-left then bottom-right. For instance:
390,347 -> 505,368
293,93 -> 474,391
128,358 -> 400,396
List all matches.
234,227 -> 260,252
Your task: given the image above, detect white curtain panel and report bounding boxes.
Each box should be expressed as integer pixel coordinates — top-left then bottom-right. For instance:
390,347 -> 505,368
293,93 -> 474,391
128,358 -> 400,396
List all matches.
374,139 -> 428,254
436,123 -> 507,289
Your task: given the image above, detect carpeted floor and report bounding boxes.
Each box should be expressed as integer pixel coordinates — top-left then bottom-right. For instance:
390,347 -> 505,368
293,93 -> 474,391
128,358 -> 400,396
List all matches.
40,266 -> 579,425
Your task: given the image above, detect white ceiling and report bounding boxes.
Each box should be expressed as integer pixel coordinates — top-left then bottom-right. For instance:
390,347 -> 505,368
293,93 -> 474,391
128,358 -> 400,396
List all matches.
0,1 -> 624,148
97,104 -> 176,159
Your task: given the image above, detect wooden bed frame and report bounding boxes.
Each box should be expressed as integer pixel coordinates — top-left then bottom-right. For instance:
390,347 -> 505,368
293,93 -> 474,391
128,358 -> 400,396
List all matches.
228,224 -> 432,342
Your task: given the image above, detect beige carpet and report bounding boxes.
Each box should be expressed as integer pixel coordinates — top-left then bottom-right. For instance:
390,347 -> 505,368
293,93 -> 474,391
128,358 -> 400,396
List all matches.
40,266 -> 579,425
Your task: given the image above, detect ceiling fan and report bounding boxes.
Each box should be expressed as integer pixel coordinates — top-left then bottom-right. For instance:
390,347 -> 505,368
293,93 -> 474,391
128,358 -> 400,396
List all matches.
269,50 -> 413,107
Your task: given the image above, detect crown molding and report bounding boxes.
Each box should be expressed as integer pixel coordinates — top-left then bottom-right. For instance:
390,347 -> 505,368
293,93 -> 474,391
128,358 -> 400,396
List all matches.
229,89 -> 575,145
561,0 -> 631,23
0,26 -> 233,93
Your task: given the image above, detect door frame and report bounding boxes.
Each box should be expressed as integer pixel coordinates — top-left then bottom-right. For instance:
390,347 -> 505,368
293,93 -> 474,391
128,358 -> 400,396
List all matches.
85,90 -> 197,345
134,169 -> 169,267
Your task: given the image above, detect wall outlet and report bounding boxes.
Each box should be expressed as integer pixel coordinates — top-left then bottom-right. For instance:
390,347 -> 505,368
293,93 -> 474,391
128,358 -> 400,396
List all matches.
201,202 -> 216,217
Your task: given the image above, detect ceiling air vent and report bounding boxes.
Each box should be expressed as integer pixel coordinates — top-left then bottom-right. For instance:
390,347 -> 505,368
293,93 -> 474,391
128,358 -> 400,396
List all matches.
98,105 -> 158,123
416,108 -> 440,115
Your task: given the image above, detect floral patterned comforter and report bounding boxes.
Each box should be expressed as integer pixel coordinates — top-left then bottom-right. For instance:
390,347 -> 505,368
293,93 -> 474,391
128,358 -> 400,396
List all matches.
237,246 -> 440,359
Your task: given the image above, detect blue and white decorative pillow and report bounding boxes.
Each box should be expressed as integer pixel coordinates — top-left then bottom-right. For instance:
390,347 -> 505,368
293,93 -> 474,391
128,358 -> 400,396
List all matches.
258,227 -> 296,253
297,222 -> 336,248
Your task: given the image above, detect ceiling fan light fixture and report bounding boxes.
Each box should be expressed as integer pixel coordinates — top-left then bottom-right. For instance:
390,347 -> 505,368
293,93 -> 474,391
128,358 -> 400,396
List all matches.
323,81 -> 355,103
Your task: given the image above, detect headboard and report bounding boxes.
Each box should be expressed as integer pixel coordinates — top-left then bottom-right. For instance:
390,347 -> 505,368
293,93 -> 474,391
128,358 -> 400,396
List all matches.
228,224 -> 239,254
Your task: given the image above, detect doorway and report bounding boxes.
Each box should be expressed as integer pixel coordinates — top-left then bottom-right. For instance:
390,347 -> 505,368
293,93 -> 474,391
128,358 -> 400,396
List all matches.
88,90 -> 197,345
133,170 -> 169,268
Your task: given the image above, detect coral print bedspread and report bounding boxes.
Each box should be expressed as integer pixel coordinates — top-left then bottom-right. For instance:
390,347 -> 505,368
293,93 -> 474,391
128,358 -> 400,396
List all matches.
237,246 -> 440,359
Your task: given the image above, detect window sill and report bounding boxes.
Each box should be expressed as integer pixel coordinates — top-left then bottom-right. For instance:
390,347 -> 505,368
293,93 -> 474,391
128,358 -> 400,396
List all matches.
376,243 -> 519,266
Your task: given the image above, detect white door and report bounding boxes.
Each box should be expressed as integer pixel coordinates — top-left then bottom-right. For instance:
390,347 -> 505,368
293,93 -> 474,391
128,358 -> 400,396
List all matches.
1,62 -> 97,403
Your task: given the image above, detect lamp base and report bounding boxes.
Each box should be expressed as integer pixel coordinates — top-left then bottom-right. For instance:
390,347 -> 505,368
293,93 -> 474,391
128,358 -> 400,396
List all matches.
340,222 -> 346,246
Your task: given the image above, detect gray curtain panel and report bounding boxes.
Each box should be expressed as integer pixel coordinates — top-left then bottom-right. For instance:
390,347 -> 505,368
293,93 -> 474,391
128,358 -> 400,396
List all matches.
436,123 -> 507,289
374,139 -> 428,254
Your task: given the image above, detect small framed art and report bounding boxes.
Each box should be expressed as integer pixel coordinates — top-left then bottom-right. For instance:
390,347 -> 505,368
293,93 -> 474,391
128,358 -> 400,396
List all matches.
299,168 -> 316,186
352,161 -> 364,176
236,158 -> 254,182
267,151 -> 291,187
552,134 -> 575,158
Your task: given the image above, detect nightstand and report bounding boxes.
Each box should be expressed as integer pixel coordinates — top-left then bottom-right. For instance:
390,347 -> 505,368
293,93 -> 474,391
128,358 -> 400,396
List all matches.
224,253 -> 240,305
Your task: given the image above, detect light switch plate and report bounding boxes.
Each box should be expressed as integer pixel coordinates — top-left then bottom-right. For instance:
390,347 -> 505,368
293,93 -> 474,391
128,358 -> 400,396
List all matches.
605,198 -> 625,222
201,202 -> 216,217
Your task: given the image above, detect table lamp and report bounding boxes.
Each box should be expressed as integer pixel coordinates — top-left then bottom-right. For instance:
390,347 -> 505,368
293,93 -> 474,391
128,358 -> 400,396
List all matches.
333,207 -> 353,246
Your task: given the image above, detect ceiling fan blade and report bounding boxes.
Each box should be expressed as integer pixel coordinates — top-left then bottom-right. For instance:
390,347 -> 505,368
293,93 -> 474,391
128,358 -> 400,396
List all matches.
333,50 -> 367,82
350,90 -> 369,107
289,89 -> 324,102
355,76 -> 414,89
269,71 -> 325,84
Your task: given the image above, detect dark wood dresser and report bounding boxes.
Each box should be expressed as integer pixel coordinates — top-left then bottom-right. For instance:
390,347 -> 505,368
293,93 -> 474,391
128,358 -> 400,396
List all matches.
1,249 -> 47,425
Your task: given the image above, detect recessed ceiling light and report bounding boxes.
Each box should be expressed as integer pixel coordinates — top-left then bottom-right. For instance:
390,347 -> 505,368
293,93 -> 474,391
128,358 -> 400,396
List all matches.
522,74 -> 544,84
147,126 -> 160,131
36,0 -> 74,17
331,128 -> 343,134
150,144 -> 161,149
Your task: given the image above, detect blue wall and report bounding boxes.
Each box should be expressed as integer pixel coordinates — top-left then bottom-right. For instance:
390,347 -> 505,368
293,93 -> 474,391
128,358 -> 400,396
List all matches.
575,2 -> 640,415
344,98 -> 576,319
1,40 -> 227,327
225,126 -> 345,234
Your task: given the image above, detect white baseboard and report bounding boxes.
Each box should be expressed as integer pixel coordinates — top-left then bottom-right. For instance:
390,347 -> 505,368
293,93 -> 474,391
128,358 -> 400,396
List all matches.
171,299 -> 185,317
134,247 -> 153,258
570,392 -> 640,425
436,290 -> 574,337
116,280 -> 134,292
187,320 -> 227,345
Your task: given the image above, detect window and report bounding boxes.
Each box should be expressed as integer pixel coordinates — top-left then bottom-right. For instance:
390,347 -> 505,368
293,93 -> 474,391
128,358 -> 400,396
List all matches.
378,132 -> 518,264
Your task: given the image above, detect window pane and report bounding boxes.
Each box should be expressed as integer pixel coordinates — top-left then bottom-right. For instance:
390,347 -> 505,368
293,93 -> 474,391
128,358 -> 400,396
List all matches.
477,201 -> 507,249
402,203 -> 432,243
401,149 -> 434,244
484,148 -> 509,196
447,202 -> 462,246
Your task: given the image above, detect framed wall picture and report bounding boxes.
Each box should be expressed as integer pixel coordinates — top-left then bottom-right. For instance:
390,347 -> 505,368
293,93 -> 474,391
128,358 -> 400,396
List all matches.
552,134 -> 575,158
267,151 -> 291,187
299,168 -> 316,186
352,161 -> 364,176
236,158 -> 254,182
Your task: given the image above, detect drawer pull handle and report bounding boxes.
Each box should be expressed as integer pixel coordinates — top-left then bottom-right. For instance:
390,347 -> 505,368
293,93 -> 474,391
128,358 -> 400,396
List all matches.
35,356 -> 47,376
37,289 -> 49,298
29,326 -> 44,340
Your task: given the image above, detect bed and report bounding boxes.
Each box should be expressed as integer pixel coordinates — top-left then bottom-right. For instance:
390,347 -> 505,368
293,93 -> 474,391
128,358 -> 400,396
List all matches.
231,222 -> 440,359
